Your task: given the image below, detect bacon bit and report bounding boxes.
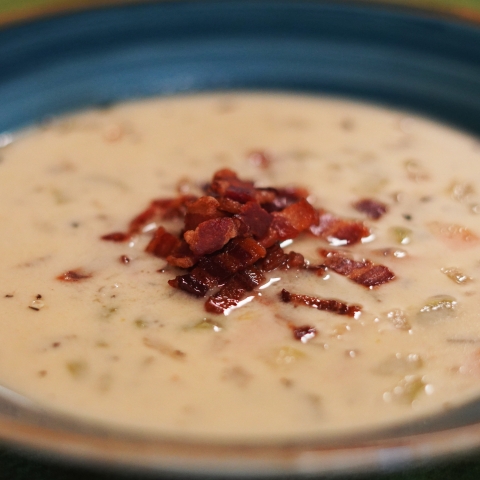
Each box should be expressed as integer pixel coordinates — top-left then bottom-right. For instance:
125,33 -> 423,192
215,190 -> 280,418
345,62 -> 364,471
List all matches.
184,196 -> 224,231
205,267 -> 264,314
57,270 -> 92,282
283,251 -> 306,269
260,244 -> 289,271
260,187 -> 309,213
209,169 -> 257,203
120,255 -> 131,264
166,245 -> 198,269
184,217 -> 238,256
291,324 -> 317,342
102,195 -> 197,243
236,202 -> 273,238
319,250 -> 395,288
217,196 -> 243,214
353,198 -> 387,220
310,211 -> 370,245
131,196 -> 196,232
146,226 -> 181,258
101,232 -> 130,242
276,198 -> 318,232
281,289 -> 361,317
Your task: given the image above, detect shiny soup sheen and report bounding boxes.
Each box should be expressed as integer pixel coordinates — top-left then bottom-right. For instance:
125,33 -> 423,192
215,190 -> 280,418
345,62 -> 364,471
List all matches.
1,93 -> 480,441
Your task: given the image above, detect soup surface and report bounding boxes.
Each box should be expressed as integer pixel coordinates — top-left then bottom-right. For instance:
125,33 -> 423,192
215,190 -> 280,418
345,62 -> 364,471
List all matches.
1,93 -> 480,440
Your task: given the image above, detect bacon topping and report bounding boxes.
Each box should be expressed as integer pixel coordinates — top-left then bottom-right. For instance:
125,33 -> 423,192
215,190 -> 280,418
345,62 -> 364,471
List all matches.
184,196 -> 224,231
236,201 -> 273,238
102,195 -> 197,242
57,270 -> 92,282
353,198 -> 388,220
319,249 -> 395,288
310,211 -> 370,245
146,226 -> 182,258
101,232 -> 129,242
281,289 -> 361,317
291,324 -> 317,342
101,167 -> 393,318
184,217 -> 238,256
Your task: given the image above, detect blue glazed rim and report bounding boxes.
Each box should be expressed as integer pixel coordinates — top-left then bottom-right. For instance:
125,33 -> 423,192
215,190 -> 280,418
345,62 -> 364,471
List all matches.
1,1 -> 480,476
0,0 -> 480,135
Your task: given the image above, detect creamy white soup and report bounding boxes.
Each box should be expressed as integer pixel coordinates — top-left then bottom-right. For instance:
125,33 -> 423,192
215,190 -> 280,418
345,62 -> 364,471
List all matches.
1,93 -> 480,441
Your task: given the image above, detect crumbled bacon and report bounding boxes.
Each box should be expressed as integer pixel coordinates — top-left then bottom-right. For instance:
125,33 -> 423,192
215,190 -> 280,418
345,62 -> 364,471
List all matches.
57,270 -> 92,282
168,237 -> 267,297
281,289 -> 361,317
291,325 -> 317,342
102,195 -> 197,242
208,169 -> 257,203
183,196 -> 224,231
310,211 -> 370,245
319,249 -> 395,288
101,167 -> 394,317
261,187 -> 309,213
353,198 -> 387,220
184,217 -> 238,255
236,201 -> 273,238
146,226 -> 181,258
275,198 -> 318,233
101,232 -> 130,242
205,266 -> 265,314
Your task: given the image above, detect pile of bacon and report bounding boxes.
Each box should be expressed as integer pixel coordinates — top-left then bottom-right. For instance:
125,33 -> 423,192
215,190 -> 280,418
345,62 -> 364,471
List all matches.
102,169 -> 394,316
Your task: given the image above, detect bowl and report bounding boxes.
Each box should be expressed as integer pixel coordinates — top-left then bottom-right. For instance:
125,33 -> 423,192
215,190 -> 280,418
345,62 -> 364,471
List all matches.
1,1 -> 480,476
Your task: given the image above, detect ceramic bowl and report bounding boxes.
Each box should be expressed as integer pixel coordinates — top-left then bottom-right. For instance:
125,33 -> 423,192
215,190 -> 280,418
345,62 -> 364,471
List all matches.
1,1 -> 480,476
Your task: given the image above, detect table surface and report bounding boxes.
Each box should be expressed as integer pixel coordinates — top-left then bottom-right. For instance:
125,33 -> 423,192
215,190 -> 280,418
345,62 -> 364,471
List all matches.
1,0 -> 480,478
2,443 -> 480,480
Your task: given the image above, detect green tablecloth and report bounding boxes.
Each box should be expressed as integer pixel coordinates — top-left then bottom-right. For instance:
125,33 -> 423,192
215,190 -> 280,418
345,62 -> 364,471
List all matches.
1,0 -> 480,478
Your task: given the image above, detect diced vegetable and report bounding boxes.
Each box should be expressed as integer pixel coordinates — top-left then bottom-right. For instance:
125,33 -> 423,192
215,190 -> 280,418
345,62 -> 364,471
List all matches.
417,295 -> 457,322
441,267 -> 472,285
384,375 -> 426,404
375,353 -> 423,376
389,226 -> 412,245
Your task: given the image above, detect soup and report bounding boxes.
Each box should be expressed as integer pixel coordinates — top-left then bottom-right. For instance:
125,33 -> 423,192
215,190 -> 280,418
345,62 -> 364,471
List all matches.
1,93 -> 480,440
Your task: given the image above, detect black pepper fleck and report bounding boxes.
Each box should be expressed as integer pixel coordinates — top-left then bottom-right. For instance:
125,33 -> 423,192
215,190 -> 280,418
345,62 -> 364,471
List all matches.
5,294 -> 13,298
403,214 -> 412,221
